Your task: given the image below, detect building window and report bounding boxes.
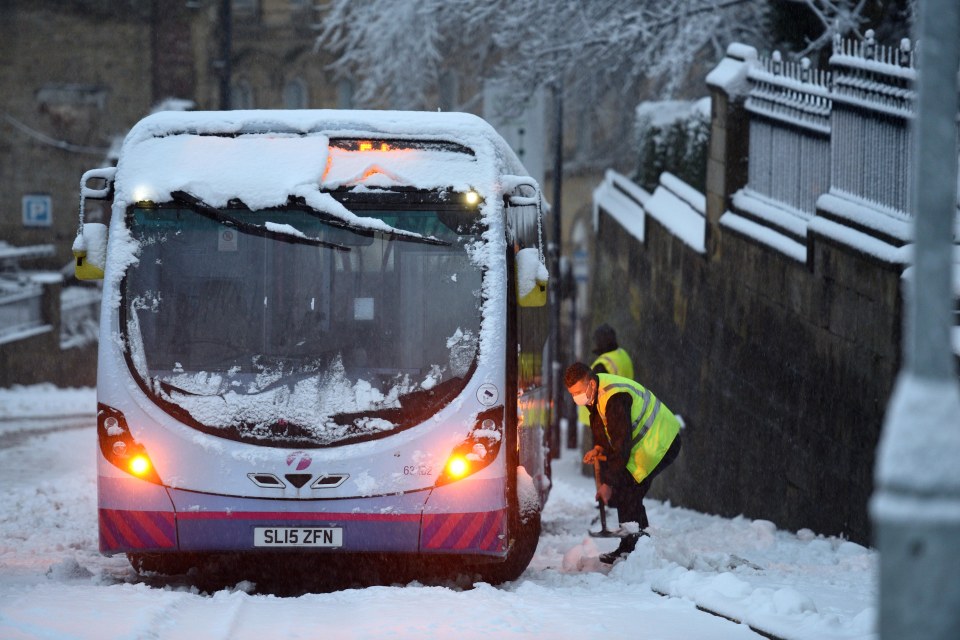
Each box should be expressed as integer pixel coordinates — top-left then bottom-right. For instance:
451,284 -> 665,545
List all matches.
283,78 -> 309,109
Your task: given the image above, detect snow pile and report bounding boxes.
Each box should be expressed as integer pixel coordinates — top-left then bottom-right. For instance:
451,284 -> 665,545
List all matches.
0,384 -> 95,420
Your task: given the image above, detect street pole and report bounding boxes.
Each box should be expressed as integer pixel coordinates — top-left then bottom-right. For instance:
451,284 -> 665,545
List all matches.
549,81 -> 563,459
871,0 -> 960,637
218,0 -> 232,110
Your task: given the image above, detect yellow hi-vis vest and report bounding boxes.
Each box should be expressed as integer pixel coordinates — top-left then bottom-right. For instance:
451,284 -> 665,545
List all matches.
593,347 -> 634,381
578,348 -> 635,426
595,373 -> 680,484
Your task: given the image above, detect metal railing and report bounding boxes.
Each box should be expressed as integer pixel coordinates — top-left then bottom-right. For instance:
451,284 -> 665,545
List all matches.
746,52 -> 832,219
0,283 -> 48,345
743,31 -> 924,224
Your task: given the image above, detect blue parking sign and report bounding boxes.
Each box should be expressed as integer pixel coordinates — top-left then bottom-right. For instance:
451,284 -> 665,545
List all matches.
22,194 -> 52,227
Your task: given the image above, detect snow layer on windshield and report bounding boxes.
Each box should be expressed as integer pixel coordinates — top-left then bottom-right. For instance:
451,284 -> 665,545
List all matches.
102,110 -> 528,439
107,110 -> 523,315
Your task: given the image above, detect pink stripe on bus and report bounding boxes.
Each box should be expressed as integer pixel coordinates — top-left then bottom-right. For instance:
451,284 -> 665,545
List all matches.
176,511 -> 421,522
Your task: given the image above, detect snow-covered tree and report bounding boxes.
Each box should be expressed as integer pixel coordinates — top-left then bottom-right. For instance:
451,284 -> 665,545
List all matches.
773,0 -> 914,59
315,0 -> 767,110
314,0 -> 910,172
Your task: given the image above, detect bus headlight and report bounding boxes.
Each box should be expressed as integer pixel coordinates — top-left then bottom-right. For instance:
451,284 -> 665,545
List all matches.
444,455 -> 470,480
436,407 -> 503,486
97,403 -> 163,485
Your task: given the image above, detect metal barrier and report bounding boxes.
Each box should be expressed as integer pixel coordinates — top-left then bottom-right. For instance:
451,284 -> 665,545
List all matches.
0,283 -> 49,345
60,286 -> 101,350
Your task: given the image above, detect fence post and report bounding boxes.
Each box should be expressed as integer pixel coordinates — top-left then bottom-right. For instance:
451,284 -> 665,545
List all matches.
705,44 -> 755,259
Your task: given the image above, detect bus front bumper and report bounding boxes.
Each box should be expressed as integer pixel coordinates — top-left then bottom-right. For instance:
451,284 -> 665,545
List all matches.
98,475 -> 508,557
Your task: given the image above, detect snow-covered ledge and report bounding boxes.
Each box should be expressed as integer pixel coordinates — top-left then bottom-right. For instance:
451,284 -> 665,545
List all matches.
720,189 -> 808,262
817,191 -> 914,245
592,169 -> 649,242
645,173 -> 706,254
593,171 -> 706,254
812,190 -> 921,265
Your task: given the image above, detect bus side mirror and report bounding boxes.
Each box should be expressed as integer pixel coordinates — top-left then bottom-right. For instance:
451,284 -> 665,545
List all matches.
74,166 -> 116,281
516,247 -> 548,307
73,223 -> 108,280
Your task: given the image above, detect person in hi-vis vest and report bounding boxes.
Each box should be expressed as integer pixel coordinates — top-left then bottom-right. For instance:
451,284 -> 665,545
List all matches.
565,361 -> 682,564
578,324 -> 634,457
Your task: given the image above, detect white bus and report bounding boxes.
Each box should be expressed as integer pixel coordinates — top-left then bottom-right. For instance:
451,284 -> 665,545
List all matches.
73,110 -> 553,583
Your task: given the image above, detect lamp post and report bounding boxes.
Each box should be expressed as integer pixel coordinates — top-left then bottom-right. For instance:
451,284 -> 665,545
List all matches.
871,1 -> 960,637
549,80 -> 563,459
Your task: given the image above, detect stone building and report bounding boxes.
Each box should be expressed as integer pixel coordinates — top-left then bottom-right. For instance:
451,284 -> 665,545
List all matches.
0,0 -> 348,270
0,0 -> 346,386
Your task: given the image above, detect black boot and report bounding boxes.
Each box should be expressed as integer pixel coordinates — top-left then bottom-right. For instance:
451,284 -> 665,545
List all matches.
599,531 -> 646,564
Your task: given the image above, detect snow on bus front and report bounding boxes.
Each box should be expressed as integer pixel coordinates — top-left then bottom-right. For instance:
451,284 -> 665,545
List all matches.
120,191 -> 487,448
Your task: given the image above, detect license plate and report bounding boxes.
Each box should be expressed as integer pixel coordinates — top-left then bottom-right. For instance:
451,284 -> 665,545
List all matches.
253,527 -> 343,547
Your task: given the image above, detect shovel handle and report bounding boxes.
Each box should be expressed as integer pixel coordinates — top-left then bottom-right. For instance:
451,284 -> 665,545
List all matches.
597,497 -> 609,531
592,453 -> 612,533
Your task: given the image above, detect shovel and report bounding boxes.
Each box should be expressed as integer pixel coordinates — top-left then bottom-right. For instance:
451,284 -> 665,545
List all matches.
588,451 -> 627,538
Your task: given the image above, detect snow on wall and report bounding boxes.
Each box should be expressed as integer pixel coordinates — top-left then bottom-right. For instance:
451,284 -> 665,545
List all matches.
593,170 -> 649,243
816,192 -> 913,243
593,171 -> 705,254
706,43 -> 757,96
720,212 -> 807,263
644,174 -> 706,254
733,189 -> 810,238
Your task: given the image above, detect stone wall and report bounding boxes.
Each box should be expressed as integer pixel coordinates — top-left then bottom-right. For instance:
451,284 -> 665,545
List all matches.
593,190 -> 902,545
589,44 -> 911,545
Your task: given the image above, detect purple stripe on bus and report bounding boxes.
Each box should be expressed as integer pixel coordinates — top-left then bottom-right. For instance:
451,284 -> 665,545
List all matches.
99,509 -> 176,551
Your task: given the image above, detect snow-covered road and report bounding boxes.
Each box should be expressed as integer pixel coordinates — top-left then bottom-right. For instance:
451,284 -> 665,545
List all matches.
0,386 -> 876,639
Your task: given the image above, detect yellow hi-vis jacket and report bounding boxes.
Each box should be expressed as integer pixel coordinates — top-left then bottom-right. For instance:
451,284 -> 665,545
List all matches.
595,373 -> 680,484
578,348 -> 635,427
593,347 -> 634,380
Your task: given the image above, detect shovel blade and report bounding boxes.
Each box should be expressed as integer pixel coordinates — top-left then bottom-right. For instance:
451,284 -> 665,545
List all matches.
589,527 -> 629,538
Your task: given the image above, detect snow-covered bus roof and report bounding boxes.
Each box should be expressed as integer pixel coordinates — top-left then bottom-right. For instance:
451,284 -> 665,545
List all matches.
113,109 -> 530,212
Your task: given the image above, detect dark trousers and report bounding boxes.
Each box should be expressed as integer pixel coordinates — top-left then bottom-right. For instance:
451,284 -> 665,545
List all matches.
612,434 -> 682,529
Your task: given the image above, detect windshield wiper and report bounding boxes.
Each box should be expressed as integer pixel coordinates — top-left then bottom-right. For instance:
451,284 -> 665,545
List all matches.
292,196 -> 451,247
155,378 -> 220,398
171,191 -> 351,251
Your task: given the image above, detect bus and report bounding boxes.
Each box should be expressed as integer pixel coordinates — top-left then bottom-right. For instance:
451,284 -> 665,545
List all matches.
73,110 -> 553,583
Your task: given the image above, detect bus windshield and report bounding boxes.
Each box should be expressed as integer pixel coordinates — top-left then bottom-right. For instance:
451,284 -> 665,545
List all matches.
122,194 -> 485,447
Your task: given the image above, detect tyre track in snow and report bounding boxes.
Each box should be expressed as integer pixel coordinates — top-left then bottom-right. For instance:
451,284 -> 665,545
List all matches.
136,589 -> 249,640
0,414 -> 94,449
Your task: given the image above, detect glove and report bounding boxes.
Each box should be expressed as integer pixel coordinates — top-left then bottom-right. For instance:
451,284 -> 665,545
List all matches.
583,445 -> 604,465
